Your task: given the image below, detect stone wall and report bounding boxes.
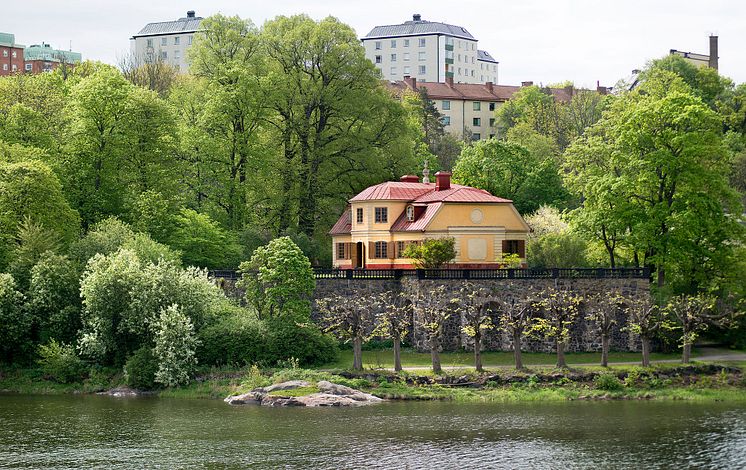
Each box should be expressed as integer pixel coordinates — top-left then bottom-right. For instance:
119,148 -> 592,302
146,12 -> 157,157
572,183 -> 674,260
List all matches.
312,277 -> 649,353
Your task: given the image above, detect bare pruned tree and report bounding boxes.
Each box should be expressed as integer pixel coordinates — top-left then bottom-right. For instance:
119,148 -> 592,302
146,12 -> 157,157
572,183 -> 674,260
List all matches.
118,52 -> 179,97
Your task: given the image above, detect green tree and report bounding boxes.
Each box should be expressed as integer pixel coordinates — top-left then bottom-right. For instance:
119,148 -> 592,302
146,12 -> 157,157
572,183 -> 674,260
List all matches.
401,237 -> 456,269
565,70 -> 743,290
237,237 -> 315,320
27,253 -> 82,345
168,209 -> 242,269
526,232 -> 590,268
665,294 -> 736,364
0,159 -> 80,271
452,139 -> 568,214
0,273 -> 30,363
585,293 -> 625,367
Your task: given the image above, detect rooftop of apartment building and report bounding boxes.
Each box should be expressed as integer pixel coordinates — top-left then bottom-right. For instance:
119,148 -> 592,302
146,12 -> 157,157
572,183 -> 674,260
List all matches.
477,50 -> 498,64
387,77 -> 605,102
133,10 -> 203,38
24,43 -> 81,63
0,32 -> 24,49
363,14 -> 476,41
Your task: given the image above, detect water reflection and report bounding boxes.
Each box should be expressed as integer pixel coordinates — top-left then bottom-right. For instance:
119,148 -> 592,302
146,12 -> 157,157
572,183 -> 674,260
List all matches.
1,395 -> 744,469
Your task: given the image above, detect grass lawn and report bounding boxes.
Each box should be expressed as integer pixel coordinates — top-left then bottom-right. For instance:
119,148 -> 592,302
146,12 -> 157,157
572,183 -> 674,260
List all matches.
320,348 -> 682,370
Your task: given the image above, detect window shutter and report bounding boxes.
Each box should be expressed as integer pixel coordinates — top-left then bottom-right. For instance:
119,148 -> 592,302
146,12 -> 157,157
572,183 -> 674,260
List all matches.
518,240 -> 526,258
368,241 -> 375,259
502,240 -> 508,254
387,242 -> 394,259
393,241 -> 398,259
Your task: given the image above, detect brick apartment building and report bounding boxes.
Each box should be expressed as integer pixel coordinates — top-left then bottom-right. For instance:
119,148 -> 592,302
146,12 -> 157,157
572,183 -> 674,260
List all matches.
0,33 -> 25,76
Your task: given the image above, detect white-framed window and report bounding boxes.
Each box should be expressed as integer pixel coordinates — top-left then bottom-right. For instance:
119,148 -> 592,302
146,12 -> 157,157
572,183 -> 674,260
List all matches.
473,117 -> 481,126
404,39 -> 410,47
174,50 -> 181,60
337,243 -> 345,260
473,101 -> 481,111
188,35 -> 193,45
471,70 -> 475,76
147,38 -> 153,47
161,37 -> 167,46
12,64 -> 17,71
442,100 -> 451,110
356,208 -> 363,224
375,41 -> 382,50
418,65 -> 426,75
419,38 -> 426,47
25,63 -> 32,71
391,53 -> 397,62
2,64 -> 7,71
445,36 -> 453,46
473,133 -> 481,140
2,50 -> 7,57
375,55 -> 382,64
160,51 -> 168,59
390,66 -> 397,75
442,116 -> 451,126
490,118 -> 496,127
391,39 -> 396,48
489,102 -> 496,111
418,52 -> 426,61
458,68 -> 461,76
12,51 -> 17,58
457,54 -> 461,62
403,66 -> 410,74
403,52 -> 409,61
406,206 -> 414,221
174,36 -> 180,45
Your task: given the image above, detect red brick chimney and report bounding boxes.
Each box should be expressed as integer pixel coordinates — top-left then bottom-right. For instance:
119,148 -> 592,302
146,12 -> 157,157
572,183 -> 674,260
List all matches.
485,81 -> 493,92
435,171 -> 451,191
403,75 -> 417,89
400,175 -> 420,183
445,76 -> 454,86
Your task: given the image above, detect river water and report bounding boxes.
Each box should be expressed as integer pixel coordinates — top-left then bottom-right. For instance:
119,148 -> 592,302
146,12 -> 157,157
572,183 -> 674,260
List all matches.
1,394 -> 745,469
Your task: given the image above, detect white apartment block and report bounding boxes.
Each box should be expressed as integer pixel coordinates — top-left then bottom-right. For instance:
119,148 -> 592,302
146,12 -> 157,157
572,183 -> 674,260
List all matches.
130,10 -> 202,72
362,14 -> 498,84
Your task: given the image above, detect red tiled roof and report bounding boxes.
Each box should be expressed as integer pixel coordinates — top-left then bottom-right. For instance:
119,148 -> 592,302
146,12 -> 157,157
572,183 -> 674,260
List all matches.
329,208 -> 352,235
350,181 -> 512,204
386,80 -> 578,103
390,202 -> 443,232
413,185 -> 512,203
350,182 -> 434,202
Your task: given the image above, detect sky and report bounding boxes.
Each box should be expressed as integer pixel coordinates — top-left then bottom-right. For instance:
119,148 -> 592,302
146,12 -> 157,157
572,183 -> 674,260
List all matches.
3,0 -> 745,88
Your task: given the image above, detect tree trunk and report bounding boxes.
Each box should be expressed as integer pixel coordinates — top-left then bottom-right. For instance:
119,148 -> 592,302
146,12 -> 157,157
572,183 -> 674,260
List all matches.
601,334 -> 610,367
682,342 -> 691,364
513,331 -> 523,370
352,336 -> 363,371
474,332 -> 483,372
556,339 -> 567,368
430,336 -> 442,374
641,336 -> 651,367
393,337 -> 402,372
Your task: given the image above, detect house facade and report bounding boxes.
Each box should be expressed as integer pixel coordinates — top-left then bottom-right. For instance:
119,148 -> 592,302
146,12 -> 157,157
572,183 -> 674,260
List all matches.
362,14 -> 498,84
130,10 -> 203,72
0,33 -> 25,76
330,172 -> 530,269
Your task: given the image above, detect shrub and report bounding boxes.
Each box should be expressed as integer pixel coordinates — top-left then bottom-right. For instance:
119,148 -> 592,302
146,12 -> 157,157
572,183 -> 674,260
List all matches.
153,304 -> 199,387
37,340 -> 87,383
168,209 -> 242,269
401,237 -> 456,268
527,231 -> 590,268
71,217 -> 135,264
124,347 -> 158,390
197,307 -> 268,366
0,273 -> 31,363
594,373 -> 623,391
28,253 -> 81,344
238,237 -> 315,321
265,317 -> 340,367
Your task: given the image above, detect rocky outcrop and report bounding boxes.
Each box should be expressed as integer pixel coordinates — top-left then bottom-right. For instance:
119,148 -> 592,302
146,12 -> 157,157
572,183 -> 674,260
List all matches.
224,380 -> 383,407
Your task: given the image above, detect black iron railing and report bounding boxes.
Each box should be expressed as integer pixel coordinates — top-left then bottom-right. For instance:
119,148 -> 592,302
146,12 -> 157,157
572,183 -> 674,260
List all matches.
210,267 -> 650,281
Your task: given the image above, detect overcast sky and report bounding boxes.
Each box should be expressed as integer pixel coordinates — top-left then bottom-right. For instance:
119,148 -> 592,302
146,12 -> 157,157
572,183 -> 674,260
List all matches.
3,0 -> 744,88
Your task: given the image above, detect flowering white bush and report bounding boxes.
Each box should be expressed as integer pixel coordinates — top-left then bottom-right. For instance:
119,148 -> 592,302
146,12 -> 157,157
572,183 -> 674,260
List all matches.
153,304 -> 199,387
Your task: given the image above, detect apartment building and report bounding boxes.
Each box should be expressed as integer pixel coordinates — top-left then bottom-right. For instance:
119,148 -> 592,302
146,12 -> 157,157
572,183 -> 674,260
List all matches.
23,43 -> 82,73
0,33 -> 25,75
130,10 -> 203,72
362,14 -> 498,84
389,77 -> 581,140
670,35 -> 718,70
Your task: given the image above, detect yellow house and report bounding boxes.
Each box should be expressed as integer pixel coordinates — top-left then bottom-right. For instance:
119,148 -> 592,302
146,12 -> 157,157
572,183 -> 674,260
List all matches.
330,171 -> 530,269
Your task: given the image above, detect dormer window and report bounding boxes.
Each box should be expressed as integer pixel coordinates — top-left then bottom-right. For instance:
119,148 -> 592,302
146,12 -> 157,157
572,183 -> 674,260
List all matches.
406,205 -> 415,221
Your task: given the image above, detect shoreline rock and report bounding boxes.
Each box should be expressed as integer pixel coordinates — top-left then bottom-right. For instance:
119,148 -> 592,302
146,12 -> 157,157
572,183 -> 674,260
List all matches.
225,380 -> 383,407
